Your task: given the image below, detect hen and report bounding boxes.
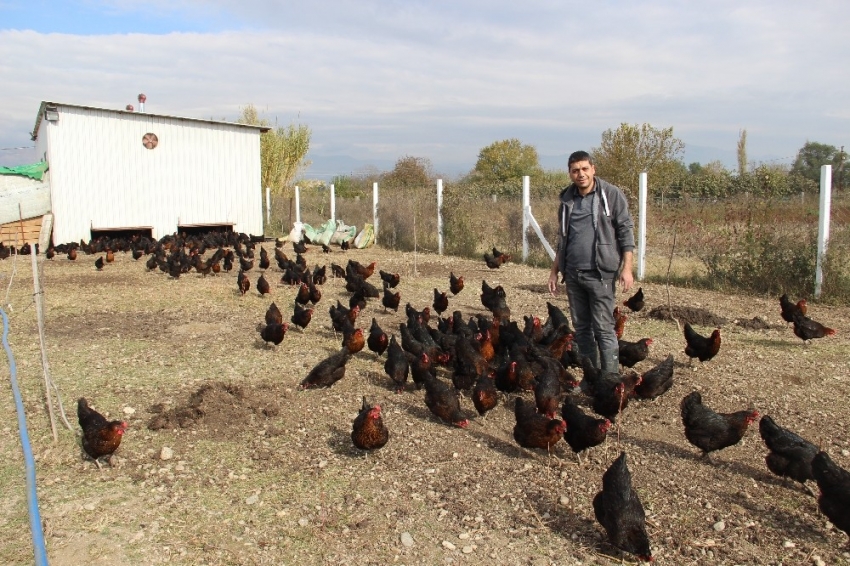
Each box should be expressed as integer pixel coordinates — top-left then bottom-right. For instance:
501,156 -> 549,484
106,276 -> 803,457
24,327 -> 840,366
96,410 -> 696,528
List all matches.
379,269 -> 400,289
561,398 -> 611,464
532,367 -> 561,419
237,270 -> 250,296
367,318 -> 389,357
95,256 -> 104,271
759,415 -> 818,492
472,371 -> 499,417
449,272 -> 464,295
618,338 -> 652,368
257,273 -> 271,295
634,354 -> 675,400
812,451 -> 850,545
300,349 -> 351,389
513,397 -> 565,452
622,287 -> 645,312
257,322 -> 288,347
681,391 -> 759,459
613,307 -> 627,339
791,310 -> 836,343
683,323 -> 721,364
593,452 -> 653,562
342,326 -> 366,354
432,288 -> 449,316
351,397 -> 389,451
78,398 -> 128,468
423,375 -> 468,428
382,285 -> 401,313
290,302 -> 313,331
779,293 -> 807,325
383,336 -> 410,392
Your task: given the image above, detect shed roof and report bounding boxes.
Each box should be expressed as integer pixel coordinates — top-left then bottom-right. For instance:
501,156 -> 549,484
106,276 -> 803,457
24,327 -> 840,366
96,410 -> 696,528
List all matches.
32,101 -> 271,140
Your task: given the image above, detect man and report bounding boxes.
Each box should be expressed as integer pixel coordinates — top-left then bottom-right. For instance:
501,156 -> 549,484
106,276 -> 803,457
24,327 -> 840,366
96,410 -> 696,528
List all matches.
548,151 -> 635,372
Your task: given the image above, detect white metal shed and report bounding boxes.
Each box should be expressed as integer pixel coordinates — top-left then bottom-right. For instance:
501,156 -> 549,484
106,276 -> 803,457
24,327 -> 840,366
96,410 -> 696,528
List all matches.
32,101 -> 270,244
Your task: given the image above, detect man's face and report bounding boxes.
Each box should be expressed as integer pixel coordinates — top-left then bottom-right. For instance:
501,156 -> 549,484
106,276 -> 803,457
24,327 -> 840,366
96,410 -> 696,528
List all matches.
569,160 -> 595,191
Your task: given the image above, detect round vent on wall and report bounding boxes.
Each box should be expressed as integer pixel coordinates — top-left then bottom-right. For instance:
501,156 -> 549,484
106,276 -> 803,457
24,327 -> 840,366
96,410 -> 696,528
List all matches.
142,133 -> 159,150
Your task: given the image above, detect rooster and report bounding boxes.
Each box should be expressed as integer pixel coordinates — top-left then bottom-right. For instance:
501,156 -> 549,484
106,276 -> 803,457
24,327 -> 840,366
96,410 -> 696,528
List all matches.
351,397 -> 389,451
759,415 -> 818,493
593,452 -> 653,562
78,398 -> 127,468
681,391 -> 758,460
683,323 -> 720,365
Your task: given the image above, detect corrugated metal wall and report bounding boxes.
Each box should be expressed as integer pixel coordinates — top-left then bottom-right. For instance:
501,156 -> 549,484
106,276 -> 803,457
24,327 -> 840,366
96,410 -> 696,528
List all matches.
44,106 -> 263,243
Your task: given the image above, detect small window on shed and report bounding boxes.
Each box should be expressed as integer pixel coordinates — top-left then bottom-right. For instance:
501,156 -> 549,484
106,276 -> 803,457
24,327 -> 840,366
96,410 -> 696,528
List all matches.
142,133 -> 158,149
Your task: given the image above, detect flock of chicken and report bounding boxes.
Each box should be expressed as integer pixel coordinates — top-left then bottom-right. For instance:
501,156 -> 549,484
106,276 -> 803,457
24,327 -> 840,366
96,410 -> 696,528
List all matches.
51,232 -> 847,562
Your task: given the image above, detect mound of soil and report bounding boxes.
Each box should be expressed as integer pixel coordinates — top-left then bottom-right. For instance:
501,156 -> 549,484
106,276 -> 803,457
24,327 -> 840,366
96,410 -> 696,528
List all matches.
648,304 -> 727,327
734,316 -> 779,330
147,382 -> 281,438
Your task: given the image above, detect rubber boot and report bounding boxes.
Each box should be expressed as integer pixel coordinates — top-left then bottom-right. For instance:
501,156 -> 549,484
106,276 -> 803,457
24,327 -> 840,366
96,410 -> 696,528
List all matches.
576,340 -> 599,369
599,348 -> 620,374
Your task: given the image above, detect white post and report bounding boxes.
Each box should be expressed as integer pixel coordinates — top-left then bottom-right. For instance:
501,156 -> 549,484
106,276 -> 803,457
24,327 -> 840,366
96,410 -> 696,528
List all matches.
372,182 -> 379,245
330,184 -> 336,223
522,176 -> 530,262
265,187 -> 271,228
294,186 -> 301,225
437,179 -> 444,255
815,165 -> 832,298
637,172 -> 648,281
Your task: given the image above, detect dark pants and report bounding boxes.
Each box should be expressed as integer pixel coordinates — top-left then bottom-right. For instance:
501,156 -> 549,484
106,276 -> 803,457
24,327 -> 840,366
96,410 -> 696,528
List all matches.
564,269 -> 618,360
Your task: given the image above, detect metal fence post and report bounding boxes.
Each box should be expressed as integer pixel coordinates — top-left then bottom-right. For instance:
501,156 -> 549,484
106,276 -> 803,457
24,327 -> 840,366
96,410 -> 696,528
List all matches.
294,186 -> 301,225
815,165 -> 832,298
373,182 -> 379,245
330,184 -> 336,223
522,176 -> 530,262
638,172 -> 647,281
437,179 -> 443,255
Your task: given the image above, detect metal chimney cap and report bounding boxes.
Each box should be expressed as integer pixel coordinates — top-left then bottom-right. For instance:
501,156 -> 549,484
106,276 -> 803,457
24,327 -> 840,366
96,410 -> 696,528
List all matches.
126,104 -> 135,112
138,93 -> 147,103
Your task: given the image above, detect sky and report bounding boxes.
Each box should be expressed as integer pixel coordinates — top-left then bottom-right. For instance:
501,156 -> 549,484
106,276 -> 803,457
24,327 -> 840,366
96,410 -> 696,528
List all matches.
1,0 -> 848,178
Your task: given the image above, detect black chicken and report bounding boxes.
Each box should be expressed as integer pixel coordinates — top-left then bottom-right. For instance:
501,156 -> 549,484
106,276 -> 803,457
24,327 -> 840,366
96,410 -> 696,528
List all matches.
681,391 -> 759,459
812,451 -> 850,545
759,415 -> 818,493
561,398 -> 611,464
593,452 -> 653,562
634,354 -> 674,400
622,287 -> 645,312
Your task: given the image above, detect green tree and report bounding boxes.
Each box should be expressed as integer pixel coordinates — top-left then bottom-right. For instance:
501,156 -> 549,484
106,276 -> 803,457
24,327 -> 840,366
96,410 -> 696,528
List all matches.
790,141 -> 843,185
237,104 -> 311,196
591,123 -> 685,197
473,138 -> 543,184
737,129 -> 748,174
382,156 -> 433,190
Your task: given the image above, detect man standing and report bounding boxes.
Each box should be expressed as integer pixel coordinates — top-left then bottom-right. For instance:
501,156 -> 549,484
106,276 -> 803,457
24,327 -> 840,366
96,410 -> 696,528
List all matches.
548,151 -> 635,372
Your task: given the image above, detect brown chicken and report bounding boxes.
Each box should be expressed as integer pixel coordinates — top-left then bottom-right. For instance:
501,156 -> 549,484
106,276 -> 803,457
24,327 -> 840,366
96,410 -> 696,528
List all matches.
634,354 -> 675,400
593,452 -> 653,562
257,322 -> 288,347
410,351 -> 437,390
432,288 -> 449,316
342,326 -> 366,354
791,310 -> 836,343
295,282 -> 310,304
257,273 -> 271,295
779,293 -> 807,325
265,302 -> 284,325
367,318 -> 389,357
449,272 -> 464,295
423,374 -> 468,428
237,270 -> 250,295
78,398 -> 127,467
483,251 -> 504,269
681,391 -> 759,459
383,336 -> 410,392
683,323 -> 721,364
379,269 -> 400,288
291,302 -> 313,331
561,398 -> 611,463
382,285 -> 401,313
759,415 -> 818,491
812,451 -> 850,545
351,397 -> 389,451
622,287 -> 645,312
292,240 -> 308,254
513,397 -> 566,451
532,367 -> 561,419
613,307 -> 627,339
67,247 -> 77,260
472,371 -> 499,417
348,259 -> 377,279
618,338 -> 652,368
300,349 -> 352,389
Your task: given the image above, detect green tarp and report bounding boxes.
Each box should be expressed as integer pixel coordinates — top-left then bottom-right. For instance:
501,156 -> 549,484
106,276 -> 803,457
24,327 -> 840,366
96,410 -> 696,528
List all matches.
0,161 -> 49,181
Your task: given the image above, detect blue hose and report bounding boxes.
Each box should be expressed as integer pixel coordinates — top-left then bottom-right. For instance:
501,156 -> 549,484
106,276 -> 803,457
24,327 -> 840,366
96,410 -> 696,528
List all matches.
1,308 -> 49,565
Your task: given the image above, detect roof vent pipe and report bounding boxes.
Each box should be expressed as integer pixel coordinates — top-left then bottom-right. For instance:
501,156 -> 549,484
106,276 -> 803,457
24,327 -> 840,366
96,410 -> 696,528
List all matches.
138,93 -> 146,113
126,104 -> 134,112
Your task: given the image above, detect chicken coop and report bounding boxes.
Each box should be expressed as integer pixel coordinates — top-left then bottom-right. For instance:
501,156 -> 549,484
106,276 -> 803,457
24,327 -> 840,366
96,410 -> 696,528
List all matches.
27,99 -> 270,246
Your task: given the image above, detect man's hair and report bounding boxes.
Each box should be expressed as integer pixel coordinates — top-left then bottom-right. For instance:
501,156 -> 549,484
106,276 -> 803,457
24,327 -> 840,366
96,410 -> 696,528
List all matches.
568,151 -> 593,168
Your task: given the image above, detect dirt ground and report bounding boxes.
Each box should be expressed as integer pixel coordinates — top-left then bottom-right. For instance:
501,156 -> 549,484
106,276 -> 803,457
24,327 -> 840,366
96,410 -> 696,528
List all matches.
0,243 -> 848,565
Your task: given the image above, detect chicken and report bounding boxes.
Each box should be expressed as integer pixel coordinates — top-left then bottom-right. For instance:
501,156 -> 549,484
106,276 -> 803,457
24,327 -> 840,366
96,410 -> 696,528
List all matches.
613,307 -> 627,339
494,360 -> 519,392
680,391 -> 759,459
77,398 -> 128,467
622,287 -> 645,312
257,273 -> 271,295
592,452 -> 653,562
532,367 -> 561,419
239,257 -> 254,272
265,302 -> 283,326
480,280 -> 510,320
293,240 -> 308,254
491,246 -> 510,261
95,256 -> 104,270
812,451 -> 850,545
257,322 -> 288,347
237,270 -> 250,295
791,310 -> 836,343
295,282 -> 310,305
340,239 -> 351,251
379,269 -> 400,288
618,338 -> 652,368
383,336 -> 410,392
67,247 -> 77,260
258,246 -> 270,270
512,397 -> 566,451
382,285 -> 401,313
432,288 -> 449,316
347,259 -> 377,279
300,349 -> 351,389
779,293 -> 807,325
290,302 -> 313,331
449,272 -> 464,295
420,373 -> 468,428
591,371 -> 642,422
634,354 -> 675,400
367,318 -> 389,357
472,371 -> 499,417
105,248 -> 115,263
331,263 -> 346,278
410,351 -> 437,391
321,244 -> 330,253
483,251 -> 506,269
342,326 -> 366,354
351,397 -> 389,451
759,415 -> 818,492
561,398 -> 611,463
683,323 -> 721,364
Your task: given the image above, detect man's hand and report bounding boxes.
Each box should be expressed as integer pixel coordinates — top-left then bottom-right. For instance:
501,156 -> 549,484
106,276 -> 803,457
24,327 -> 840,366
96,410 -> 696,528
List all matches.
619,250 -> 634,292
548,271 -> 559,295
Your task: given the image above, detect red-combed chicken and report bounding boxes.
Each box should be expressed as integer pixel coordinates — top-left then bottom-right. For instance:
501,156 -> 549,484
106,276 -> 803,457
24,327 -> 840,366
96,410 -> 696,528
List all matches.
257,322 -> 288,347
513,397 -> 566,452
342,326 -> 365,355
300,349 -> 351,389
351,397 -> 389,451
257,273 -> 271,295
290,302 -> 313,331
265,302 -> 283,325
779,293 -> 807,325
683,323 -> 721,364
634,354 -> 674,400
295,282 -> 310,304
791,310 -> 836,343
618,338 -> 652,368
532,368 -> 561,419
78,398 -> 128,468
423,374 -> 468,428
348,259 -> 377,279
614,307 -> 627,339
483,251 -> 505,269
384,336 -> 410,392
593,452 -> 653,562
812,451 -> 850,545
622,287 -> 645,312
259,246 -> 270,270
237,270 -> 250,296
432,288 -> 449,316
379,269 -> 400,289
561,398 -> 610,464
759,415 -> 818,492
367,318 -> 389,357
382,286 -> 401,313
449,272 -> 464,295
472,371 -> 499,417
680,391 -> 759,459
